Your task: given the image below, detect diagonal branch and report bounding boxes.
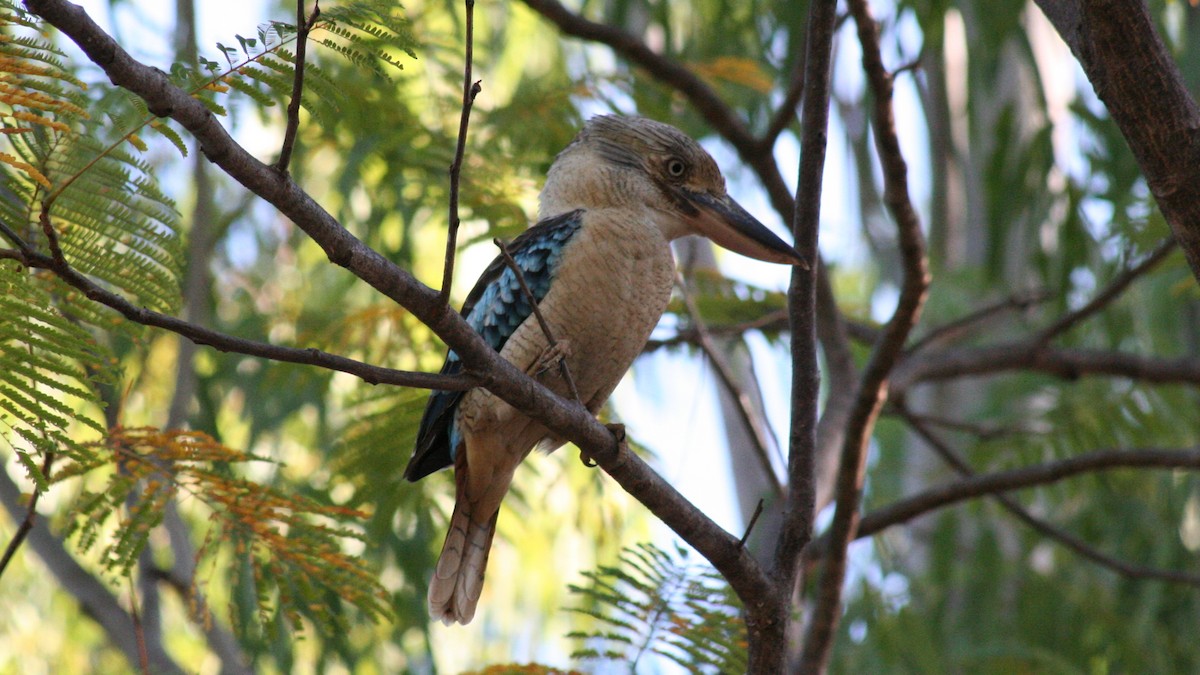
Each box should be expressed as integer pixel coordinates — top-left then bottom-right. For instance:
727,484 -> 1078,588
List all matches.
855,446 -> 1200,541
900,408 -> 1200,587
5,240 -> 474,392
0,450 -> 54,579
906,290 -> 1051,354
1036,238 -> 1177,344
799,0 -> 931,670
892,342 -> 1200,391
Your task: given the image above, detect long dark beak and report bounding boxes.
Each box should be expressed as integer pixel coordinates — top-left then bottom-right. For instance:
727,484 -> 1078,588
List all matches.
684,191 -> 807,268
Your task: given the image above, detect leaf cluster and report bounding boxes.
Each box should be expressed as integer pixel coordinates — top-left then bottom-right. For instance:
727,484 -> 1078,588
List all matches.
55,427 -> 392,631
567,542 -> 747,673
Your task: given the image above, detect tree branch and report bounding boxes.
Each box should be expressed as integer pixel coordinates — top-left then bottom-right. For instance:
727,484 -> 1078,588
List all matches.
799,0 -> 931,669
1033,0 -> 1200,284
893,342 -> 1200,391
0,450 -> 53,580
906,290 -> 1051,354
439,0 -> 482,304
900,408 -> 1200,587
1036,238 -> 1177,344
5,241 -> 474,391
853,446 -> 1200,542
776,0 -> 838,609
275,0 -> 319,173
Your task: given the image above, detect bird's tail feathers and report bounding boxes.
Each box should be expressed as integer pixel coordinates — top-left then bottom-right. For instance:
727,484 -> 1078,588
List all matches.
428,479 -> 499,625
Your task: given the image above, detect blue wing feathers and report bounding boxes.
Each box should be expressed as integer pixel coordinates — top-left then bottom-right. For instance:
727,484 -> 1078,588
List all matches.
404,210 -> 584,481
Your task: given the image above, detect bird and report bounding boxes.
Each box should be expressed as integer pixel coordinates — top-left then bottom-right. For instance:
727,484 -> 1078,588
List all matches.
404,114 -> 803,625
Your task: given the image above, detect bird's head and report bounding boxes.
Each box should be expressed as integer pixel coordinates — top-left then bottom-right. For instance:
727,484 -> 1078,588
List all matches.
539,115 -> 804,266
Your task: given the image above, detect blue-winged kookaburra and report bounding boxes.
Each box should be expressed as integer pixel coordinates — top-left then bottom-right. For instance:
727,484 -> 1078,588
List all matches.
404,115 -> 803,624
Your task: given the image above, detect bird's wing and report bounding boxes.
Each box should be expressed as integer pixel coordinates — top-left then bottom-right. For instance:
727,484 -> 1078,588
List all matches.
404,210 -> 585,481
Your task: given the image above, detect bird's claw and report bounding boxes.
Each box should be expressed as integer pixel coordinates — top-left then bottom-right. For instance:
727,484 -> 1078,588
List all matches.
532,339 -> 572,376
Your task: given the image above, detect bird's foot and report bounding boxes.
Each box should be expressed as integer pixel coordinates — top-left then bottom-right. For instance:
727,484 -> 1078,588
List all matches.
580,422 -> 626,468
531,339 -> 572,377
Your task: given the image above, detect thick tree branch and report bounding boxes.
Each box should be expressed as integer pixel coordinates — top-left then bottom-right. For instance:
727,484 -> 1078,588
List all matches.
799,0 -> 931,670
777,0 -> 838,615
1033,0 -> 1200,284
24,0 -> 773,610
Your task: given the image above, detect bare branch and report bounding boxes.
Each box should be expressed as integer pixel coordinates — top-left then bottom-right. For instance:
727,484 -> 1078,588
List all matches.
906,290 -> 1051,354
439,0 -> 482,304
799,0 -> 931,669
893,342 -> 1200,391
1036,239 -> 1177,344
6,242 -> 474,391
855,446 -> 1200,541
0,450 -> 54,580
275,0 -> 320,173
776,0 -> 838,589
759,53 -> 805,151
901,409 -> 1200,587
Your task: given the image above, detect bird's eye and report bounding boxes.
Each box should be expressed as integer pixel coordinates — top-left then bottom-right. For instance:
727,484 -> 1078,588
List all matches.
666,158 -> 687,178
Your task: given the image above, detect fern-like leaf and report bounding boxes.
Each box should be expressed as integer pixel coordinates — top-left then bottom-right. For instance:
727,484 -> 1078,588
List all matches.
0,263 -> 113,486
54,427 -> 394,632
567,542 -> 747,673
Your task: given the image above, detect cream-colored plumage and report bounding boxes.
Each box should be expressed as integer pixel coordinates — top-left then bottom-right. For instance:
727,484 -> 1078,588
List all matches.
413,115 -> 803,625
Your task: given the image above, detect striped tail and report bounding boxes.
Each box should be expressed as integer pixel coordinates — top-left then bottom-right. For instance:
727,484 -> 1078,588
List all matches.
428,478 -> 499,625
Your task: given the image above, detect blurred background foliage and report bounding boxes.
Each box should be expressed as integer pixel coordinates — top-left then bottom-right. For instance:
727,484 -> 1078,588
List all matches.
2,0 -> 1200,672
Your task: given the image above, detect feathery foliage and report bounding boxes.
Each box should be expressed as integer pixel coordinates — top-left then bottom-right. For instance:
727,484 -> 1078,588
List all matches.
567,542 -> 747,673
54,427 -> 393,630
0,262 -> 112,484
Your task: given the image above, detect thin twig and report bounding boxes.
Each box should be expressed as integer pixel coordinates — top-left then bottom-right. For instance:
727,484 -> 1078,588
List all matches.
887,407 -> 1037,441
1037,239 -> 1177,344
906,290 -> 1051,354
3,234 -> 473,392
492,238 -> 581,404
439,0 -> 482,304
738,498 -> 765,549
799,0 -> 931,669
127,575 -> 151,675
275,0 -> 320,173
0,450 -> 54,580
900,407 -> 1200,587
759,53 -> 806,151
676,273 -> 784,496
